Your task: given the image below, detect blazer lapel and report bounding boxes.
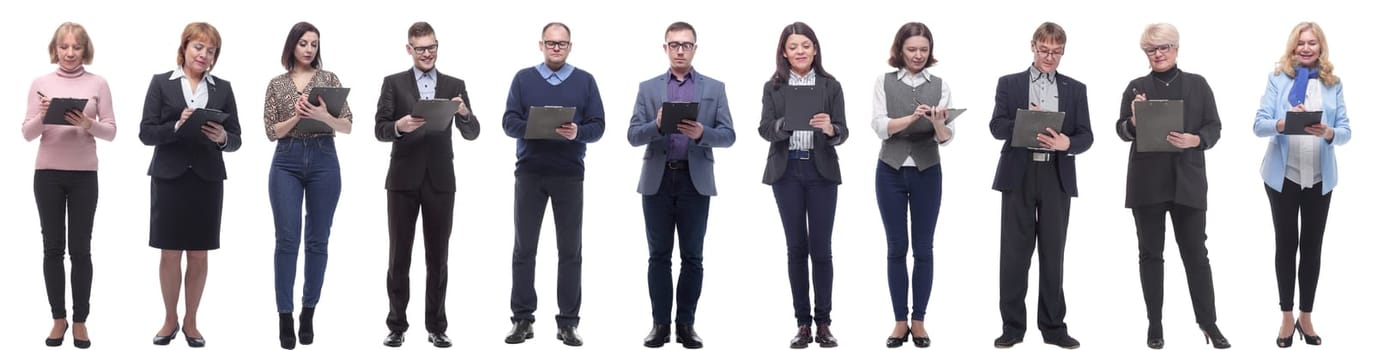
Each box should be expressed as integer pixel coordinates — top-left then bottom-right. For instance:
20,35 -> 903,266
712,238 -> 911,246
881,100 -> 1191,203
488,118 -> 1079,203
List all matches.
164,78 -> 189,110
1057,78 -> 1070,113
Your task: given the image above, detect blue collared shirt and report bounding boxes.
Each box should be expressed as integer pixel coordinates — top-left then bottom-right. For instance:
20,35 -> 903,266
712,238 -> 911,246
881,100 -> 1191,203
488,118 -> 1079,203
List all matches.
536,62 -> 576,86
666,69 -> 697,160
414,67 -> 437,100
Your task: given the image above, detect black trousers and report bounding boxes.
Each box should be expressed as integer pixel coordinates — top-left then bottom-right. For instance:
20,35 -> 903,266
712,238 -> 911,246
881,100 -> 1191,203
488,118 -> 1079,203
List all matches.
643,168 -> 710,326
511,174 -> 583,328
35,170 -> 98,322
1265,180 -> 1331,312
385,175 -> 455,333
999,159 -> 1070,338
1132,201 -> 1217,326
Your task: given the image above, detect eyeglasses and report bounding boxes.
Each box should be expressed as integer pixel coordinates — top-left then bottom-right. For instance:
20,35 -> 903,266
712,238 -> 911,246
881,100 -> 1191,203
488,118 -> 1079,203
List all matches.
1142,44 -> 1174,55
543,40 -> 570,49
666,41 -> 696,52
410,44 -> 438,54
1035,48 -> 1065,58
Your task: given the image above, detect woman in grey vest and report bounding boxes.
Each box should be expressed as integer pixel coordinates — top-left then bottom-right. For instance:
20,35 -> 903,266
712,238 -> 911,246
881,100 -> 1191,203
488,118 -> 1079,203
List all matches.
870,22 -> 952,349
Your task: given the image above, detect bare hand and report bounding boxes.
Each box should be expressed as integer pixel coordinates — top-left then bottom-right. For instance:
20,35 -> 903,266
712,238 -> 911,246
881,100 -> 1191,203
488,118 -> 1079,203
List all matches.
556,122 -> 579,140
928,107 -> 948,126
64,110 -> 93,129
655,107 -> 663,128
810,113 -> 835,137
1036,128 -> 1070,151
1166,131 -> 1200,149
452,95 -> 470,117
677,120 -> 704,140
1276,118 -> 1286,132
298,95 -> 331,119
913,105 -> 933,118
176,108 -> 193,130
396,115 -> 426,133
1291,103 -> 1307,112
38,96 -> 51,117
1029,102 -> 1042,111
1130,93 -> 1147,127
1304,123 -> 1334,141
201,121 -> 228,144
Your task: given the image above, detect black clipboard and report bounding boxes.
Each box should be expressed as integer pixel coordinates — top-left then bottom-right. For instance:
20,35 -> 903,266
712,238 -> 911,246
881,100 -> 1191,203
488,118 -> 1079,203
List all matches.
1011,109 -> 1065,148
1282,111 -> 1323,135
526,106 -> 576,140
781,86 -> 823,131
1134,100 -> 1185,152
43,98 -> 90,125
659,102 -> 699,134
177,108 -> 230,140
414,99 -> 459,132
293,87 -> 351,134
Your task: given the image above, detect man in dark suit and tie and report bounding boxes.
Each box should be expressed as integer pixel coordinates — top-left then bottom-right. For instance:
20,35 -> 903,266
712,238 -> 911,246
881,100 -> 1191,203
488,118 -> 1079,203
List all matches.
988,22 -> 1092,349
627,22 -> 736,349
374,21 -> 479,348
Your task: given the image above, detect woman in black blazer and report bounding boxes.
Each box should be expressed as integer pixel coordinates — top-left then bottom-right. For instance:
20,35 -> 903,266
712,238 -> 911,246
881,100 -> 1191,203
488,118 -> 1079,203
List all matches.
138,22 -> 242,348
1115,23 -> 1227,349
758,21 -> 848,349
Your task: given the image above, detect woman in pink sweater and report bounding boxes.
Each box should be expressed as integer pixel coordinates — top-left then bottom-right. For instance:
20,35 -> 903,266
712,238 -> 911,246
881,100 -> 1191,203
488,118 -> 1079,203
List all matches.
22,22 -> 116,349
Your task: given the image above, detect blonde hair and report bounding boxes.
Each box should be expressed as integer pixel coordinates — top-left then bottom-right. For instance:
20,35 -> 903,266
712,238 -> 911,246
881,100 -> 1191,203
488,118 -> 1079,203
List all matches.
176,22 -> 222,71
49,22 -> 94,64
1139,23 -> 1179,49
1276,22 -> 1338,86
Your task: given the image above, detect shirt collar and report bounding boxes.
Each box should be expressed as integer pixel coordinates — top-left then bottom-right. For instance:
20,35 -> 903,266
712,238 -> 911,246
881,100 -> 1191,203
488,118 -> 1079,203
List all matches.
537,62 -> 576,80
668,68 -> 695,83
896,68 -> 931,83
413,67 -> 437,81
170,66 -> 216,85
788,68 -> 816,81
1029,65 -> 1056,84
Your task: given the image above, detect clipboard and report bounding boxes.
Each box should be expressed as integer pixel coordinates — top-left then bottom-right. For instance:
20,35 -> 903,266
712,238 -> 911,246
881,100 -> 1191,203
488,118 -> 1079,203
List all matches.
781,86 -> 823,131
292,87 -> 350,134
413,99 -> 459,132
1282,111 -> 1323,135
1011,109 -> 1065,148
177,108 -> 230,140
897,108 -> 966,136
43,98 -> 90,125
1134,100 -> 1185,152
659,102 -> 699,134
526,106 -> 576,140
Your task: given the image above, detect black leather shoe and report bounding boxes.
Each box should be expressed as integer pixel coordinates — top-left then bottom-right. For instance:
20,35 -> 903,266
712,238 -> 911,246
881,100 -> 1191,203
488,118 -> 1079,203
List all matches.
994,333 -> 1023,348
183,330 -> 206,348
152,324 -> 179,346
815,325 -> 838,348
912,335 -> 931,348
1044,334 -> 1080,349
556,326 -> 583,346
46,321 -> 68,347
428,333 -> 452,348
789,326 -> 812,349
1147,322 -> 1164,349
676,324 -> 703,349
382,331 -> 404,347
505,320 -> 534,344
1295,321 -> 1322,345
299,307 -> 315,345
279,313 -> 297,349
885,329 -> 909,348
1200,324 -> 1230,349
643,324 -> 670,348
73,338 -> 91,349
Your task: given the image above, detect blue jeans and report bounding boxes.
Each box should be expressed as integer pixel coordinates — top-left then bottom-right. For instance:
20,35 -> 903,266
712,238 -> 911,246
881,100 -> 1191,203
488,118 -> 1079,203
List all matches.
642,168 -> 710,325
875,162 -> 941,321
269,137 -> 342,313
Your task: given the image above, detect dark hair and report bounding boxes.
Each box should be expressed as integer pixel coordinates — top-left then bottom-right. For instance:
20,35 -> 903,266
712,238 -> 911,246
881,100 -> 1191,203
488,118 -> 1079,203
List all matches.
1031,22 -> 1067,45
542,22 -> 570,38
887,22 -> 936,69
665,21 -> 696,41
771,22 -> 833,89
281,22 -> 321,71
408,21 -> 435,40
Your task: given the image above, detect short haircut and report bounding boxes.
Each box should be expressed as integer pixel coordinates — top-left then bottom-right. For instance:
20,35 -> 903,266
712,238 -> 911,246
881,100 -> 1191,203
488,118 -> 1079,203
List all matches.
887,22 -> 936,69
1139,23 -> 1179,48
281,22 -> 321,71
176,22 -> 222,70
49,22 -> 95,64
1031,22 -> 1067,45
408,21 -> 435,40
665,21 -> 696,41
542,22 -> 570,38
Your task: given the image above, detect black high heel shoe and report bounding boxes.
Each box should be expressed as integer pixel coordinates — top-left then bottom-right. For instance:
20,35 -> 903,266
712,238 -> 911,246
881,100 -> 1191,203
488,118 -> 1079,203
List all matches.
1200,324 -> 1230,349
1146,322 -> 1164,349
152,324 -> 179,346
184,329 -> 206,348
72,322 -> 91,349
884,329 -> 909,348
299,307 -> 315,345
912,332 -> 931,348
1295,321 -> 1322,345
280,312 -> 297,349
45,321 -> 69,347
1277,324 -> 1295,348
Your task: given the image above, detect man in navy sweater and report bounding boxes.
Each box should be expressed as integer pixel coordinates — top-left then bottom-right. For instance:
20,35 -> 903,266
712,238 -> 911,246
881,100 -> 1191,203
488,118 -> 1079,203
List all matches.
500,22 -> 605,347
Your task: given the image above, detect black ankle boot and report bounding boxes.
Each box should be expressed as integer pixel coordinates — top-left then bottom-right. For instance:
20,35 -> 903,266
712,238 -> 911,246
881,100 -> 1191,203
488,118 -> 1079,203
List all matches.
299,307 -> 315,345
279,313 -> 297,349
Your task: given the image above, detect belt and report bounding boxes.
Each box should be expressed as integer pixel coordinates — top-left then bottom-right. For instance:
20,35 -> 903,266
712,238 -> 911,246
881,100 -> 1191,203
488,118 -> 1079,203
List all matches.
1030,152 -> 1054,162
788,150 -> 812,160
666,160 -> 689,170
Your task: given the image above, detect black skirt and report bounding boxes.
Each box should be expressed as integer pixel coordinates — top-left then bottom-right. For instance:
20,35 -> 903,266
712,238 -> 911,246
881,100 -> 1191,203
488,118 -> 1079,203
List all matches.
149,173 -> 224,250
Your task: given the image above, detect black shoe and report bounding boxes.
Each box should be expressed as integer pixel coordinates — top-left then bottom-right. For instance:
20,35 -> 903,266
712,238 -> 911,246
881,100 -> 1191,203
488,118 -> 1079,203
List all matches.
505,320 -> 534,344
299,307 -> 315,345
152,324 -> 179,346
279,313 -> 297,349
428,333 -> 452,348
676,323 -> 703,349
912,335 -> 931,348
1146,322 -> 1164,349
994,333 -> 1023,348
1295,321 -> 1322,345
46,321 -> 68,347
789,326 -> 813,349
643,324 -> 670,348
815,325 -> 838,348
183,329 -> 206,348
885,328 -> 909,348
556,326 -> 583,346
74,338 -> 91,349
1044,334 -> 1080,349
382,331 -> 404,347
1200,324 -> 1230,349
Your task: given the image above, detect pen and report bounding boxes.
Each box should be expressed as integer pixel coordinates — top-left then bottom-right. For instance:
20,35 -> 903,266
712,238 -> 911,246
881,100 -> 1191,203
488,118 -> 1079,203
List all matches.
37,91 -> 47,98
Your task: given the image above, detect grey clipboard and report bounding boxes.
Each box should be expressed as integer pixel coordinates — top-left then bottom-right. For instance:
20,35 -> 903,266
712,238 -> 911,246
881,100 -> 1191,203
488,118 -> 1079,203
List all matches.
1282,111 -> 1322,135
659,102 -> 699,134
43,98 -> 90,125
782,86 -> 823,131
526,106 -> 576,140
897,108 -> 966,136
1011,109 -> 1065,148
292,87 -> 351,134
414,99 -> 459,132
177,108 -> 230,140
1134,100 -> 1185,152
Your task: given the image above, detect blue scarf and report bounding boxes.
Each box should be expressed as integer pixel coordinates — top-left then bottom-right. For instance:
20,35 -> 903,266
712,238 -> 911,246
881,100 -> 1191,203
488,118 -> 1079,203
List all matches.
1288,66 -> 1318,107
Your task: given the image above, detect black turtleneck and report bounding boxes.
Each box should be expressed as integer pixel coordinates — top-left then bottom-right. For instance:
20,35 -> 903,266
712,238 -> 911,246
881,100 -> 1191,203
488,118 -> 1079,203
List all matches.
1148,66 -> 1183,100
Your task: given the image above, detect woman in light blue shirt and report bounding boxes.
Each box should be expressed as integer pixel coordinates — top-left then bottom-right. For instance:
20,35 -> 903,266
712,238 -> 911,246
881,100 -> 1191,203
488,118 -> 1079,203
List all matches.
1251,21 -> 1350,348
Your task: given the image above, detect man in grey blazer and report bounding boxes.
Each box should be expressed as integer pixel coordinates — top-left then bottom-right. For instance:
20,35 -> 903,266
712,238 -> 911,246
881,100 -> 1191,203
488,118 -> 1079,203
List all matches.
626,21 -> 735,349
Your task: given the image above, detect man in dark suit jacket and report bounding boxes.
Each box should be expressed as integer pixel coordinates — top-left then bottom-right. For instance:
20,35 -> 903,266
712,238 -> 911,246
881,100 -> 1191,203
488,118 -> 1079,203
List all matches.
374,22 -> 479,349
626,22 -> 735,349
987,22 -> 1091,349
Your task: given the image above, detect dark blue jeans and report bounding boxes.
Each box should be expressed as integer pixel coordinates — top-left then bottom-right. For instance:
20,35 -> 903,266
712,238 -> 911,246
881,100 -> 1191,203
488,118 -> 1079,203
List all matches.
771,159 -> 838,327
875,162 -> 941,321
269,137 -> 342,313
643,168 -> 710,325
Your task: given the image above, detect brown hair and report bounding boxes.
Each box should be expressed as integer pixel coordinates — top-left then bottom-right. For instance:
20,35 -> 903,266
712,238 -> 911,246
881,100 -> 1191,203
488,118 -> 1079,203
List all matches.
176,22 -> 222,70
1031,22 -> 1067,45
49,22 -> 95,64
887,22 -> 936,69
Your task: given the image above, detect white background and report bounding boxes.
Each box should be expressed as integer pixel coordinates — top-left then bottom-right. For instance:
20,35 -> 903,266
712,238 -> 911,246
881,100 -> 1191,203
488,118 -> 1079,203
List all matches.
2,0 -> 1369,349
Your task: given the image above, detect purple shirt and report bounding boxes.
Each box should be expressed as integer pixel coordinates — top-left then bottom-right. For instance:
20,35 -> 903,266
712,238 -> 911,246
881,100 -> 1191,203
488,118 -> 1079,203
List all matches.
666,70 -> 696,160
